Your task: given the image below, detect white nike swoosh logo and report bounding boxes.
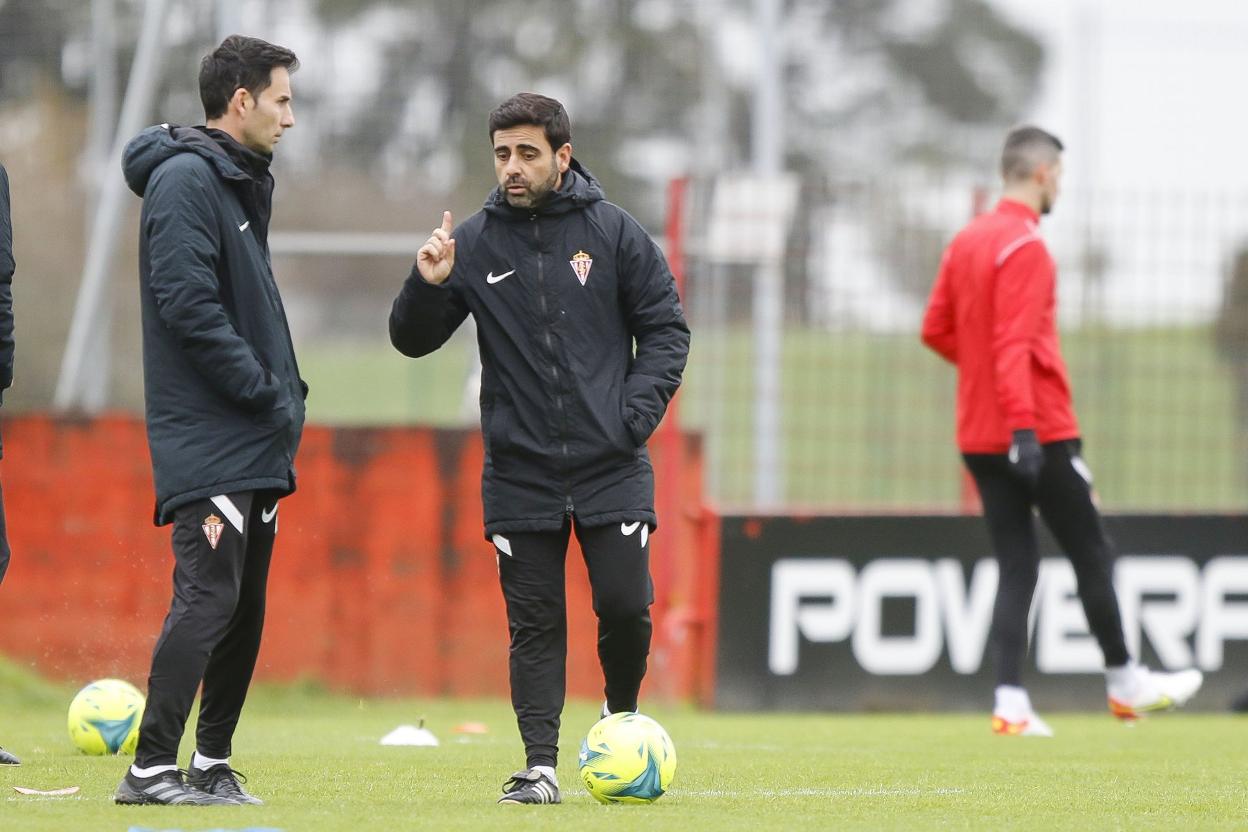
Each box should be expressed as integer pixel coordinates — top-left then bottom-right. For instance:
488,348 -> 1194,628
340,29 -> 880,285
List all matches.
261,504 -> 278,523
239,221 -> 250,232
486,269 -> 515,284
621,522 -> 640,536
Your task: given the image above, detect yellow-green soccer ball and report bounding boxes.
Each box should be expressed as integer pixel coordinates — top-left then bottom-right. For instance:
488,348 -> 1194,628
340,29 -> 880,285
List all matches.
579,712 -> 677,804
67,678 -> 145,755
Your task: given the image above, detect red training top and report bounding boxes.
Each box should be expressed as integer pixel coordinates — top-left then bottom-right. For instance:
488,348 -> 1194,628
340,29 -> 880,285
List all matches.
921,198 -> 1079,453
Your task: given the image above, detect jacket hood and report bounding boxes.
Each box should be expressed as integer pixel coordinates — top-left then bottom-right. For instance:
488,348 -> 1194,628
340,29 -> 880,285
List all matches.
483,157 -> 604,218
123,124 -> 251,197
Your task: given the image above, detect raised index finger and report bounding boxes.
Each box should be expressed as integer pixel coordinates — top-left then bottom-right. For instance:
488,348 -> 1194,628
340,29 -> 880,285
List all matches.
440,210 -> 453,234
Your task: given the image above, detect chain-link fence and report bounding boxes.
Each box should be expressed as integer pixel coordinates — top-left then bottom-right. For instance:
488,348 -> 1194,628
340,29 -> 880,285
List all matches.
3,0 -> 1246,513
676,176 -> 1248,512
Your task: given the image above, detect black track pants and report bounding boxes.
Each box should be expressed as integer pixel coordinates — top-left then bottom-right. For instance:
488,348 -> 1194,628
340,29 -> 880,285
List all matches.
134,490 -> 279,767
494,517 -> 654,770
964,440 -> 1130,688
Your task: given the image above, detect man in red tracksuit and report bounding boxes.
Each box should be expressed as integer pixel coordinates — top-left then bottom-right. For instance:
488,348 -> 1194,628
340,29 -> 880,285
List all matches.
922,126 -> 1203,736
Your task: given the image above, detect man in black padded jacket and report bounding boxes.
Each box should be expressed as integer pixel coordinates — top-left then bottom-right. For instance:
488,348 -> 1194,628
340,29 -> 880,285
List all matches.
390,93 -> 690,806
0,163 -> 19,767
116,35 -> 305,807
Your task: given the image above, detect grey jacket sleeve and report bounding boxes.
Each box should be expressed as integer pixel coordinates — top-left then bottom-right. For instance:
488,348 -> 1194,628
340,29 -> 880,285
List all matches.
0,166 -> 15,392
617,214 -> 691,445
144,163 -> 281,412
389,262 -> 470,358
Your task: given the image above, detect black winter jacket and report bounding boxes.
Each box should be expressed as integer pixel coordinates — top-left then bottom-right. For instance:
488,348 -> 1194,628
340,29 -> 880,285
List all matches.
390,160 -> 690,537
123,125 -> 306,525
0,164 -> 8,584
0,164 -> 14,447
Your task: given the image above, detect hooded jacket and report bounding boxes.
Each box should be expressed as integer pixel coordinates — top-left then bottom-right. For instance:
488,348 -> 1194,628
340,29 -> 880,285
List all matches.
123,124 -> 306,524
390,160 -> 690,537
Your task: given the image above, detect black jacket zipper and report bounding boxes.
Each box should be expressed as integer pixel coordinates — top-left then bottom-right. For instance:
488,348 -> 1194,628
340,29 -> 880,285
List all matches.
531,214 -> 575,516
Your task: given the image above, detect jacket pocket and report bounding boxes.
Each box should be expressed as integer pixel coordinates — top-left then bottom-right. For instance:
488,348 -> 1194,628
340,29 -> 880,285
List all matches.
485,401 -> 513,454
615,403 -> 645,454
623,404 -> 650,448
256,386 -> 295,432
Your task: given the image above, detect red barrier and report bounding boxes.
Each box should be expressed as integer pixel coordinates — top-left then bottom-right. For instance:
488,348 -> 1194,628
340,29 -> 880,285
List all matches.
0,416 -> 712,702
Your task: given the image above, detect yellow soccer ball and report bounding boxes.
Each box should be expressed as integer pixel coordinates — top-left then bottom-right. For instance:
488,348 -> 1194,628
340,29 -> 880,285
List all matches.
67,678 -> 145,755
579,712 -> 677,804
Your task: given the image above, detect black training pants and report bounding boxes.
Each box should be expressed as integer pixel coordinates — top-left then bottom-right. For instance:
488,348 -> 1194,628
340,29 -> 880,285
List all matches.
494,517 -> 655,769
964,439 -> 1130,687
134,490 -> 278,767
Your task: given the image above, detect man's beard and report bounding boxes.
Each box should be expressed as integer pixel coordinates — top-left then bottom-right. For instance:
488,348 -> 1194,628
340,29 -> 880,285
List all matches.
1040,189 -> 1055,215
504,162 -> 560,208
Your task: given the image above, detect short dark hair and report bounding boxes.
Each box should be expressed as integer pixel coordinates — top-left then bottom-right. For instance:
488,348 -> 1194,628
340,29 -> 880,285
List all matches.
199,35 -> 299,120
488,93 -> 571,151
1001,126 -> 1063,181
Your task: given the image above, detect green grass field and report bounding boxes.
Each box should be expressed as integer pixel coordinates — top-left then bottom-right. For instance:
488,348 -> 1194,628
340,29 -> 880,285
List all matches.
299,324 -> 1248,512
4,663 -> 1248,831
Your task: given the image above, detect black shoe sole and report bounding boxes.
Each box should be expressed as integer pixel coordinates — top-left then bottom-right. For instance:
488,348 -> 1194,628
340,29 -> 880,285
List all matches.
113,781 -> 147,805
187,771 -> 264,804
113,780 -> 238,806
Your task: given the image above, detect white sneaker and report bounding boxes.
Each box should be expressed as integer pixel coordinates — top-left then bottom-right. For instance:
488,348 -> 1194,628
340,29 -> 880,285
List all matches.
992,710 -> 1054,737
1107,664 -> 1203,720
991,685 -> 1054,737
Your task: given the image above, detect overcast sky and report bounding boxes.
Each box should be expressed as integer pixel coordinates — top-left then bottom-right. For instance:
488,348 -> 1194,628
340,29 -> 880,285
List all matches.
992,0 -> 1248,194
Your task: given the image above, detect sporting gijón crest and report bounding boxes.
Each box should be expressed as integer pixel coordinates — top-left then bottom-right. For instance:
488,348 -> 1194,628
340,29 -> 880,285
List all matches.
569,250 -> 593,286
202,513 -> 224,550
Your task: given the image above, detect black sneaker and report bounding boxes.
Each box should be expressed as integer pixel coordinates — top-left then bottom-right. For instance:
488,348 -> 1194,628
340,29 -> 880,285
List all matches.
113,768 -> 239,805
188,764 -> 264,805
0,746 -> 19,765
497,768 -> 561,805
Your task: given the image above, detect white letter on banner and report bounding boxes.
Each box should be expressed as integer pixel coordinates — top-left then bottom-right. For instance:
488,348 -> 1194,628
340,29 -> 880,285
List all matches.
852,559 -> 942,675
1035,558 -> 1102,673
1114,556 -> 1198,668
1198,557 -> 1248,670
768,559 -> 855,675
936,558 -> 998,674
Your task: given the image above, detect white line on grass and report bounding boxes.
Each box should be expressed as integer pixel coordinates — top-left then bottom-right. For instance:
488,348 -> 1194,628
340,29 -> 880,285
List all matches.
678,787 -> 967,798
681,741 -> 791,752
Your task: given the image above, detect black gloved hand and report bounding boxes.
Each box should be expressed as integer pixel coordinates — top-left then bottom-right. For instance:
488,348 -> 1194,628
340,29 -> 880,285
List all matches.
1008,428 -> 1044,488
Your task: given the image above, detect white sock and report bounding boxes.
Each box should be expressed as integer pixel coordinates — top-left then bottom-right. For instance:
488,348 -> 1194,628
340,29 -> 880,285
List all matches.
533,765 -> 558,787
130,763 -> 178,778
1105,661 -> 1141,697
192,750 -> 230,770
993,685 -> 1033,720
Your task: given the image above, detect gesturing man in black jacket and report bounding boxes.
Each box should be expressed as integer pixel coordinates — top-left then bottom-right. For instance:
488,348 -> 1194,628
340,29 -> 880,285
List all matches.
391,93 -> 690,805
0,163 -> 19,767
115,36 -> 304,806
